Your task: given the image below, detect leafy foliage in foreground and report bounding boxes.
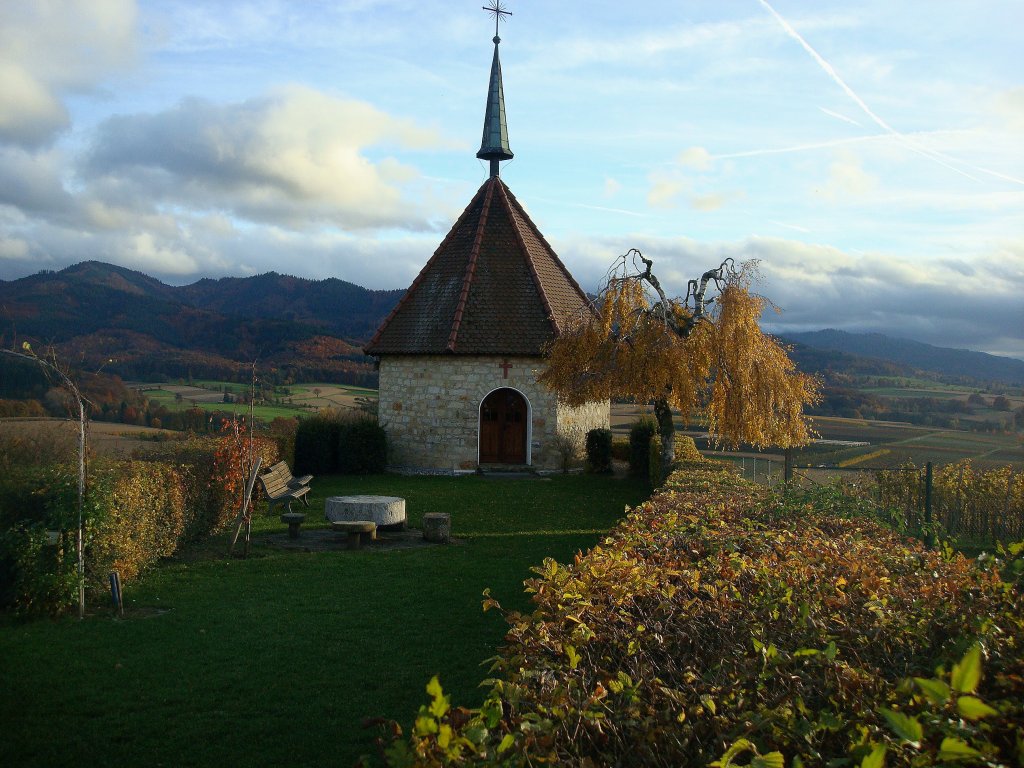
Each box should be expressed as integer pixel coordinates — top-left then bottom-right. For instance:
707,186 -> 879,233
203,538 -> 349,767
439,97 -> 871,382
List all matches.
383,465 -> 1024,766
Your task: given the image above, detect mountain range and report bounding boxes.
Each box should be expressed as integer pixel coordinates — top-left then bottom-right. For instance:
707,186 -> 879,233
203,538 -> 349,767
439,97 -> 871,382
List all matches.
0,261 -> 400,384
1,261 -> 1021,387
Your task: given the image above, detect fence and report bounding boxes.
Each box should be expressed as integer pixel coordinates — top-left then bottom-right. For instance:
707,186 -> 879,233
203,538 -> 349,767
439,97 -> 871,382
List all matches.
874,461 -> 1023,547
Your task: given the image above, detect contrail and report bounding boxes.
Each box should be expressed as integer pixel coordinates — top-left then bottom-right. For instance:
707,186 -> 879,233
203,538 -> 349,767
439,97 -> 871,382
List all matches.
756,0 -> 1024,186
819,106 -> 861,126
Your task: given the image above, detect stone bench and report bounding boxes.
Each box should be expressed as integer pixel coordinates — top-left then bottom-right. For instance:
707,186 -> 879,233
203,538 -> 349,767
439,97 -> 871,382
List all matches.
280,512 -> 306,539
331,520 -> 377,550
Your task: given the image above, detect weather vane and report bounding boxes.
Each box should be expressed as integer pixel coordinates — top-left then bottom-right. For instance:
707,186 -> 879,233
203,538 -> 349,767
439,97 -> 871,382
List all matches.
483,1 -> 511,39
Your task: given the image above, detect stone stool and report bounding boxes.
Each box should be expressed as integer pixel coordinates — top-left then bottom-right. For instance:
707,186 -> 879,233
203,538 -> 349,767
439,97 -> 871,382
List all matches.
422,513 -> 451,544
280,512 -> 306,539
331,520 -> 377,550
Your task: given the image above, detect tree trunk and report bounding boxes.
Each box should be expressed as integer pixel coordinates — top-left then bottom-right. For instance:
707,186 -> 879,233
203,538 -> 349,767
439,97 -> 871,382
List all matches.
653,397 -> 675,481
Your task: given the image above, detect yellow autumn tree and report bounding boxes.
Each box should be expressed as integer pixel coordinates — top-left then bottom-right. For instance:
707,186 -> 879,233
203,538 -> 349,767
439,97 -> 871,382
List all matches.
539,249 -> 819,471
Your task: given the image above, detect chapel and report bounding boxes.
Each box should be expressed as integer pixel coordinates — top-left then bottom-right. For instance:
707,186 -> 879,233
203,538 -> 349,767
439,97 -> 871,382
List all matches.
364,12 -> 609,473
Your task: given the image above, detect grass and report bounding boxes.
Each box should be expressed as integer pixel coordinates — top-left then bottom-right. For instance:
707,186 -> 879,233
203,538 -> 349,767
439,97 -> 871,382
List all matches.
145,387 -> 308,421
0,472 -> 648,768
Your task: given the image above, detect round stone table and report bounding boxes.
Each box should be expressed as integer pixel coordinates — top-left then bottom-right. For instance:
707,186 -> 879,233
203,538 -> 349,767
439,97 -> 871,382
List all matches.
325,495 -> 406,530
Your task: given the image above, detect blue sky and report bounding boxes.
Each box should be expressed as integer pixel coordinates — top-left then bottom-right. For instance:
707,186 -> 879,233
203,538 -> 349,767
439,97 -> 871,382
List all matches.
1,1 -> 1022,358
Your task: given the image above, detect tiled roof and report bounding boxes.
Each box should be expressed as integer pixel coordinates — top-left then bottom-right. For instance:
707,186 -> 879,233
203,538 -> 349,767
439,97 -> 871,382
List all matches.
365,176 -> 591,356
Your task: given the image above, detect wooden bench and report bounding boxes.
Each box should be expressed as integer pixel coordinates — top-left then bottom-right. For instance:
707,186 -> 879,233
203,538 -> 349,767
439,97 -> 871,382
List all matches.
331,520 -> 376,550
259,468 -> 310,514
266,461 -> 312,492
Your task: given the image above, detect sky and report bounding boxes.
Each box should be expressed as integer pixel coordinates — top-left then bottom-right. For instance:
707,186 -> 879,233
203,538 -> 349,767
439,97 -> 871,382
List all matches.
1,1 -> 1022,359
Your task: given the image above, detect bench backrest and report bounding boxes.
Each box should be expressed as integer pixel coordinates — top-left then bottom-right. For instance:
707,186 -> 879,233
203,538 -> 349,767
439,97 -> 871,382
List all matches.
266,461 -> 301,485
260,472 -> 292,498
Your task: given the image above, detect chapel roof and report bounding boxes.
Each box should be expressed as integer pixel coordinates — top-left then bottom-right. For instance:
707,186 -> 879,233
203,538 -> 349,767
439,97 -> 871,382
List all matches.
364,175 -> 591,356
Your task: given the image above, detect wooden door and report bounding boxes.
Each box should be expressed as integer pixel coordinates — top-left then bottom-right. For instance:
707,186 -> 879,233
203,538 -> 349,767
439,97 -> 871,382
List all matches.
479,388 -> 527,464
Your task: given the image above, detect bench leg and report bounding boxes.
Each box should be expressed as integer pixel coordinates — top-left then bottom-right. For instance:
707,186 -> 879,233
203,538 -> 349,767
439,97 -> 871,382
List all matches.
347,531 -> 361,550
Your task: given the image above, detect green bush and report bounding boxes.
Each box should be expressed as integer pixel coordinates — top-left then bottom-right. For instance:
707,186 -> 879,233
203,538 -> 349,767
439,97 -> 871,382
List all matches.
628,417 -> 656,477
138,432 -> 279,536
0,431 -> 279,614
294,415 -> 341,475
338,419 -> 387,474
384,466 -> 1024,766
584,428 -> 613,473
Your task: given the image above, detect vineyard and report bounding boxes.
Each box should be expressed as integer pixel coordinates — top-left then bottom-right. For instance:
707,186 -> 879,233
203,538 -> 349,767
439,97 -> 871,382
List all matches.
877,460 -> 1024,548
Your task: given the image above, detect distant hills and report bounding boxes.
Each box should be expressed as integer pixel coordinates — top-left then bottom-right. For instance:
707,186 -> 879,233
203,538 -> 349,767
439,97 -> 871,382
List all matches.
784,329 -> 1024,386
2,261 -> 1021,388
0,261 -> 402,384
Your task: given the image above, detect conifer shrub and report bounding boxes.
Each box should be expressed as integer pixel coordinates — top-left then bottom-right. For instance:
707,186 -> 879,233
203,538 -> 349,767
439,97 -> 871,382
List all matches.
294,414 -> 342,475
628,417 -> 656,477
338,418 -> 387,474
383,466 -> 1024,767
585,428 -> 613,473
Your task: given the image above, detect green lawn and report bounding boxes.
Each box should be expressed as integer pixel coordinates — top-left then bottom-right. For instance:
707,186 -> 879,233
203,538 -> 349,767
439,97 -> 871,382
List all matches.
0,473 -> 647,768
146,387 -> 310,421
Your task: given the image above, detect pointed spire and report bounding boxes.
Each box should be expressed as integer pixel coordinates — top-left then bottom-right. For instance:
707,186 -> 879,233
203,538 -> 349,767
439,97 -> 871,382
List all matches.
477,3 -> 513,177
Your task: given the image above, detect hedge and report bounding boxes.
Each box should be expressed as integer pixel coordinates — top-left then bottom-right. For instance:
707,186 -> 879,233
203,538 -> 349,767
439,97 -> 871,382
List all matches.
384,466 -> 1024,766
0,433 -> 278,614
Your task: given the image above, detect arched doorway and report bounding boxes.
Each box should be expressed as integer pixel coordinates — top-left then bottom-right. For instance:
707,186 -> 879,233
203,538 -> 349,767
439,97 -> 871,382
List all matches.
479,388 -> 528,464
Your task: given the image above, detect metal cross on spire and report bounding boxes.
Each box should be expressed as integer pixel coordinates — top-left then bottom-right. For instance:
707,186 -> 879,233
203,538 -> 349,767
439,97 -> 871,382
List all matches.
483,1 -> 511,40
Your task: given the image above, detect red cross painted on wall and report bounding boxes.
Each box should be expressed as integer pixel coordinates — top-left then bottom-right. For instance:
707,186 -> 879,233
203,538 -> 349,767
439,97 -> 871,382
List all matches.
499,358 -> 512,378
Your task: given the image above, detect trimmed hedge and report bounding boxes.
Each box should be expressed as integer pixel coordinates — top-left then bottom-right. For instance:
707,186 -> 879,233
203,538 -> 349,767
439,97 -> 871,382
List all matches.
0,433 -> 279,614
385,466 -> 1024,766
295,412 -> 388,475
294,416 -> 341,476
649,433 -> 705,487
585,428 -> 613,474
338,419 -> 387,475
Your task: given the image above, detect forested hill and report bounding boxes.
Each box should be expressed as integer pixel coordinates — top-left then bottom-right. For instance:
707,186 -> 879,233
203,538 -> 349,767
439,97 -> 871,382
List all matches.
0,261 -> 403,384
785,329 -> 1024,386
2,261 -> 1021,388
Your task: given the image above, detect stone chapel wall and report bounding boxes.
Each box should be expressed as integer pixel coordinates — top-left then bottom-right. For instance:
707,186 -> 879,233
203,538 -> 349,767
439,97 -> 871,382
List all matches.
377,355 -> 609,472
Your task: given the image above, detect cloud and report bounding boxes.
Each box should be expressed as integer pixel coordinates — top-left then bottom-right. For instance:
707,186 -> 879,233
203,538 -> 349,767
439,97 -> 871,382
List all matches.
647,177 -> 684,209
0,237 -> 30,260
689,191 -> 745,211
0,1 -> 138,148
83,86 -> 454,231
677,146 -> 713,171
817,151 -> 878,201
603,177 -> 621,198
993,87 -> 1024,133
552,233 -> 1024,360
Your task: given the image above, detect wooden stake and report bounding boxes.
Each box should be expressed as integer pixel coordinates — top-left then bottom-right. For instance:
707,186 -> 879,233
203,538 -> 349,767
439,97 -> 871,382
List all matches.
228,457 -> 263,556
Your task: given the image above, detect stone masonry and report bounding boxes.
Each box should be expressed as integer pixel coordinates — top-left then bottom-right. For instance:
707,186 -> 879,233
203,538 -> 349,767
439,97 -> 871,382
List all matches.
378,354 -> 609,472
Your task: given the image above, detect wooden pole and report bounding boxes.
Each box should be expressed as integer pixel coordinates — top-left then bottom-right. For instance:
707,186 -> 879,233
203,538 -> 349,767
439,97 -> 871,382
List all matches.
924,462 -> 933,543
228,457 -> 263,556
